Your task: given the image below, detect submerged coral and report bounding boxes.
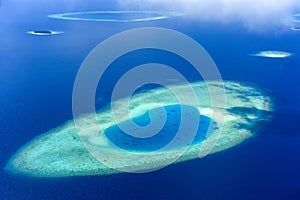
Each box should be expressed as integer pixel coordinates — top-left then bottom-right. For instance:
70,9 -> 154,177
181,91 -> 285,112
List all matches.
6,81 -> 272,177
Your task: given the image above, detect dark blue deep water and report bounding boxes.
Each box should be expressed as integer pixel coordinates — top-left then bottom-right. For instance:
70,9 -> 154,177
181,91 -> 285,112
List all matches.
1,1 -> 300,200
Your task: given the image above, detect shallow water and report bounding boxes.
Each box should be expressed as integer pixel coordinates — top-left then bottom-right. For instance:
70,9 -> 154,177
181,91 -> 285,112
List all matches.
1,0 -> 300,200
105,104 -> 214,152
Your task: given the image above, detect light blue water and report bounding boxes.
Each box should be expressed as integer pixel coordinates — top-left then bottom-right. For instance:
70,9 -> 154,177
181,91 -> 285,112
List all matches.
104,104 -> 215,152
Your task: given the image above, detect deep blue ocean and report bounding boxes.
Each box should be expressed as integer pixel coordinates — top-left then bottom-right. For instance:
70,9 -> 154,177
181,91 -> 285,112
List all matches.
1,1 -> 300,200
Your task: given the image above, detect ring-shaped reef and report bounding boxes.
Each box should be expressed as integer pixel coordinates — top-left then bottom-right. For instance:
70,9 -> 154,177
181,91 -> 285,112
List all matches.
291,27 -> 300,31
6,81 -> 273,177
48,11 -> 184,22
27,30 -> 64,36
248,51 -> 292,58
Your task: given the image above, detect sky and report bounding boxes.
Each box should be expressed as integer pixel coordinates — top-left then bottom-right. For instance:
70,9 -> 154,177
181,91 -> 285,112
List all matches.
1,0 -> 300,32
118,0 -> 300,31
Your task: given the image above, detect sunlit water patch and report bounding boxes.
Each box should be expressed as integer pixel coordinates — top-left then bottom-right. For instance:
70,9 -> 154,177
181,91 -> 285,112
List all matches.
6,81 -> 273,177
48,11 -> 184,22
249,51 -> 292,58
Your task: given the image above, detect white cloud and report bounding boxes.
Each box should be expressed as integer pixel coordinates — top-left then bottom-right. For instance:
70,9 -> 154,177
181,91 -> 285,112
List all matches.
118,0 -> 300,31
